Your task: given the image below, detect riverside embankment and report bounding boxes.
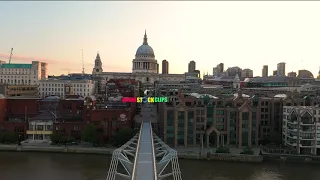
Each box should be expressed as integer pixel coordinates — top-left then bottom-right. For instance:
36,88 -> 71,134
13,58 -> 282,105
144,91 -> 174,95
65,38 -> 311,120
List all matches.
0,144 -> 263,163
0,144 -> 115,155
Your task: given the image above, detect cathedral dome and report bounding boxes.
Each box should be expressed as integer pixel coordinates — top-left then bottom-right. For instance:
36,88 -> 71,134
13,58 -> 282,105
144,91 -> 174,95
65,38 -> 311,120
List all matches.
135,30 -> 155,58
136,44 -> 155,58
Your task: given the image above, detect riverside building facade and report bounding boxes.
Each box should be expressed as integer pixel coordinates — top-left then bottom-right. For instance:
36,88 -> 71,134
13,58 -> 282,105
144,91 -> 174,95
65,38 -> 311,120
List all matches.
158,90 -> 261,148
158,88 -> 320,149
283,106 -> 320,155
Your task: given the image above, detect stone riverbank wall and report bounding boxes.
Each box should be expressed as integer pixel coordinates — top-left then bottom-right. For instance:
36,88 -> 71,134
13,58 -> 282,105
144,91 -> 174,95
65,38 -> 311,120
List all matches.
0,144 -> 263,163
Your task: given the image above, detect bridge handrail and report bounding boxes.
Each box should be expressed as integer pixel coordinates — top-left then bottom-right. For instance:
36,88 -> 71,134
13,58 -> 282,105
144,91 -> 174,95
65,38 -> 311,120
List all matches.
131,123 -> 143,180
106,133 -> 139,180
150,122 -> 158,180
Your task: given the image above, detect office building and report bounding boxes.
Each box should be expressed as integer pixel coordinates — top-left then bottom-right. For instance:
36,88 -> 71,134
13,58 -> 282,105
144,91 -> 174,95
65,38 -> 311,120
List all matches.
241,68 -> 254,78
277,62 -> 286,76
188,61 -> 196,73
39,79 -> 94,98
0,61 -> 46,85
162,60 -> 169,74
262,65 -> 268,77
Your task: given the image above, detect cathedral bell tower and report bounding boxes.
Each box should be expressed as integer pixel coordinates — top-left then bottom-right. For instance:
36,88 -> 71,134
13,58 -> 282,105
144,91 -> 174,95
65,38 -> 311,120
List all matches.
92,52 -> 103,75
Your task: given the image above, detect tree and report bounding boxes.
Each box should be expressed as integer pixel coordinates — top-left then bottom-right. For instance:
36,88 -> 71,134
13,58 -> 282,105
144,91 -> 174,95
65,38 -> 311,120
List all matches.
0,131 -> 18,144
50,134 -> 71,145
82,124 -> 99,145
216,146 -> 230,153
240,146 -> 254,155
51,133 -> 62,145
113,128 -> 134,147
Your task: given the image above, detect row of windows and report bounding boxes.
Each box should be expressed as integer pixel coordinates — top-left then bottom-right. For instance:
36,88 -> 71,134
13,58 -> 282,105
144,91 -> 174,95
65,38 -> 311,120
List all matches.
1,76 -> 37,79
0,70 -> 37,74
40,83 -> 91,88
0,79 -> 36,84
28,125 -> 52,131
0,68 -> 32,71
41,88 -> 91,92
41,92 -> 91,97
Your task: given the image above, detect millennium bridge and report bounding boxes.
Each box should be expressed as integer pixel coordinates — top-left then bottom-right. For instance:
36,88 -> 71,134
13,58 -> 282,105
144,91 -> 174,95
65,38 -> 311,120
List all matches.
106,103 -> 182,180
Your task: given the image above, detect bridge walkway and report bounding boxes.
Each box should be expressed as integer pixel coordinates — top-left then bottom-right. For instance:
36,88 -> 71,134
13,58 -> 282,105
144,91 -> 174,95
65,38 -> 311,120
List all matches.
131,121 -> 157,180
106,103 -> 182,180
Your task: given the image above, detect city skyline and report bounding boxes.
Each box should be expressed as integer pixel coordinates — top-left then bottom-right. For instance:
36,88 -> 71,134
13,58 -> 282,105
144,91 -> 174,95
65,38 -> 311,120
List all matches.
1,1 -> 320,76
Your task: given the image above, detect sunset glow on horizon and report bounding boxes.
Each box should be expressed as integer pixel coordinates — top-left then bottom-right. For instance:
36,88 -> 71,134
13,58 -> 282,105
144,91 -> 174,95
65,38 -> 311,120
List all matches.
1,1 -> 320,76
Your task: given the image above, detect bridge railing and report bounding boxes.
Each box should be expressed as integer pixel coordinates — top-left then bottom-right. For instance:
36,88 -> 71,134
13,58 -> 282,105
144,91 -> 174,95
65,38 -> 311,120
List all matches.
153,134 -> 182,180
106,132 -> 139,180
107,102 -> 182,180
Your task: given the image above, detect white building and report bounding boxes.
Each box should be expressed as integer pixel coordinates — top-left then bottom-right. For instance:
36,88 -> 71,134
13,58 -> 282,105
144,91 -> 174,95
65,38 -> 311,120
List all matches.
92,31 -> 185,87
0,61 -> 48,85
26,111 -> 55,142
283,106 -> 320,155
38,79 -> 94,98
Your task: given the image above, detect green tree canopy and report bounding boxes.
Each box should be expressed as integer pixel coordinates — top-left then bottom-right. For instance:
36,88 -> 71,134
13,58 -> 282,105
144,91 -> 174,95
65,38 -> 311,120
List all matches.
83,124 -> 99,144
240,146 -> 254,155
51,133 -> 62,144
0,132 -> 18,144
113,128 -> 134,147
50,134 -> 75,145
216,146 -> 230,153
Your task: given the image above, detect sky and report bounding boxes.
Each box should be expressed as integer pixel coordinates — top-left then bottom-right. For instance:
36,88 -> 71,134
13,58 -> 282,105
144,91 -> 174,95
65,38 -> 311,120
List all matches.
1,1 -> 320,77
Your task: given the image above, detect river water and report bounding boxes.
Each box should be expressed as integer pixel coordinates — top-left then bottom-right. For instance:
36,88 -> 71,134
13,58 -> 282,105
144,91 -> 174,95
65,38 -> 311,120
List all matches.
0,152 -> 319,180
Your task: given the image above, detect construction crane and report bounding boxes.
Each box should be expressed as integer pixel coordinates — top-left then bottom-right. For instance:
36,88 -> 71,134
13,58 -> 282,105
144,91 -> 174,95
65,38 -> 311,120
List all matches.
8,48 -> 13,64
82,49 -> 85,75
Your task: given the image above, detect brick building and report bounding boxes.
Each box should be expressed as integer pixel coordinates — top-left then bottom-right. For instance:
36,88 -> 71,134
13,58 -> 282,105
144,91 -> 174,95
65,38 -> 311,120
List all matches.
158,89 -> 319,148
0,98 -> 39,139
0,95 -> 6,122
52,95 -> 86,141
87,100 -> 136,142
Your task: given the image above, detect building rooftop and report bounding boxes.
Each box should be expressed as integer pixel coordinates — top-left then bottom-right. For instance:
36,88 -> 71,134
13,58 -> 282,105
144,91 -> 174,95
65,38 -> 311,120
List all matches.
246,76 -> 291,83
95,102 -> 130,109
29,111 -> 57,121
234,93 -> 250,98
6,97 -> 40,99
40,96 -> 61,101
47,74 -> 92,81
186,92 -> 219,99
0,64 -> 32,69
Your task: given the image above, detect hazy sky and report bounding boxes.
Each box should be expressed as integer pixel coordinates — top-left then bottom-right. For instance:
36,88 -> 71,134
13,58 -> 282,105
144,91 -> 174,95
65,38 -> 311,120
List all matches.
1,1 -> 320,77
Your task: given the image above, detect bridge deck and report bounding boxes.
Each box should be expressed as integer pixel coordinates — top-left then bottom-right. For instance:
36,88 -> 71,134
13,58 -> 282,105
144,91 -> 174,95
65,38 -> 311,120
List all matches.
133,121 -> 156,180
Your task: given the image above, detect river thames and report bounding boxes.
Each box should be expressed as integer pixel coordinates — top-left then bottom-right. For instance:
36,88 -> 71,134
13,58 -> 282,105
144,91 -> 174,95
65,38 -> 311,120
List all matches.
0,152 -> 319,180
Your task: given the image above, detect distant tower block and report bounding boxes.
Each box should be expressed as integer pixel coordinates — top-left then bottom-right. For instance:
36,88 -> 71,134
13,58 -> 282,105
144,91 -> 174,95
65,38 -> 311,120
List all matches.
162,60 -> 169,74
188,60 -> 196,72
